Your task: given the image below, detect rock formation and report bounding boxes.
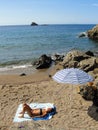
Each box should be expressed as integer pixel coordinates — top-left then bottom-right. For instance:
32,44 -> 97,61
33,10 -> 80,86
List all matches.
78,84 -> 96,100
31,22 -> 38,26
87,25 -> 98,40
78,83 -> 98,106
32,50 -> 98,71
52,53 -> 64,63
58,50 -> 98,72
32,54 -> 52,69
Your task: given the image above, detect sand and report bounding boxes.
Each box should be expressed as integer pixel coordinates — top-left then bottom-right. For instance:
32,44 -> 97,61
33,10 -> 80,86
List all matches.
0,67 -> 98,130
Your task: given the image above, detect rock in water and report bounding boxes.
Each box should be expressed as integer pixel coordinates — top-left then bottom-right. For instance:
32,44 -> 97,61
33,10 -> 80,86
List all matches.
32,54 -> 52,69
31,22 -> 38,26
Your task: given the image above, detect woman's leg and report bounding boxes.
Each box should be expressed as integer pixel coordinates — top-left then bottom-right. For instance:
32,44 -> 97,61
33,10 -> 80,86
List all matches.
19,103 -> 32,118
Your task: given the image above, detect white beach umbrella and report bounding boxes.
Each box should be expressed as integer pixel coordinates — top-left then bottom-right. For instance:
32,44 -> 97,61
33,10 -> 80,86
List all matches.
52,68 -> 94,85
52,68 -> 94,107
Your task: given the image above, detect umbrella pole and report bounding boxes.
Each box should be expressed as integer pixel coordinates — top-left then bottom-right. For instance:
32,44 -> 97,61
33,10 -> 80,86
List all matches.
70,84 -> 77,108
70,85 -> 73,108
70,84 -> 80,108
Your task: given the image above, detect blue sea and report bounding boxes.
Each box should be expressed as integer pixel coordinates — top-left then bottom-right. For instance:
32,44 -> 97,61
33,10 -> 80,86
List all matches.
0,24 -> 97,73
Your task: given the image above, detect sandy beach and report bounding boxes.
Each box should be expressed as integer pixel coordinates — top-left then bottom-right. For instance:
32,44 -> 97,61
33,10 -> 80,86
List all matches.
0,64 -> 98,130
0,0 -> 98,129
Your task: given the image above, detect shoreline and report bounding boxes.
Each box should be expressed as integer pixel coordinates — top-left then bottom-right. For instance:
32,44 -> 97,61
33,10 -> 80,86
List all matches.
0,65 -> 57,85
0,73 -> 50,85
0,69 -> 53,85
0,59 -> 58,85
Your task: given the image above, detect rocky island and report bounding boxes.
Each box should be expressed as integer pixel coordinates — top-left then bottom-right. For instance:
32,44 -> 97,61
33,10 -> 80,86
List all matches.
31,22 -> 38,26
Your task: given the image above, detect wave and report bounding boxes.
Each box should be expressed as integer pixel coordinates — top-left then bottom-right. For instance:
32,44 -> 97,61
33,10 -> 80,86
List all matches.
0,58 -> 37,66
78,32 -> 88,38
0,58 -> 37,72
0,64 -> 32,72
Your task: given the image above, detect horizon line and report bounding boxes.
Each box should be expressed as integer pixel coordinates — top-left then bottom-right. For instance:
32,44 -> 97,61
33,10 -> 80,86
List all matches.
0,23 -> 96,26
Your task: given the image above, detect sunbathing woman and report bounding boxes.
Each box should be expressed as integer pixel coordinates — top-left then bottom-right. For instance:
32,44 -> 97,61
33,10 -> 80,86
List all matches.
18,103 -> 54,118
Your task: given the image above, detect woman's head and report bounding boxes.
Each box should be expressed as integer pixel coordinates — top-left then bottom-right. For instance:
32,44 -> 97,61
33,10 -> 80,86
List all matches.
88,82 -> 93,86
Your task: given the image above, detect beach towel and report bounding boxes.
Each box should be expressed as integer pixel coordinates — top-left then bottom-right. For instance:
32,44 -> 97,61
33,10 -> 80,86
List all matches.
13,103 -> 56,122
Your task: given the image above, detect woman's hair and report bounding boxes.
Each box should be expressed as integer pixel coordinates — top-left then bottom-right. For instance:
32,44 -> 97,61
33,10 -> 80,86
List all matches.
88,82 -> 93,86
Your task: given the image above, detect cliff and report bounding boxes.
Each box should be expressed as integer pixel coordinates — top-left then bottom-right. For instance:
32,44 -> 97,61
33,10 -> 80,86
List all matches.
87,25 -> 98,40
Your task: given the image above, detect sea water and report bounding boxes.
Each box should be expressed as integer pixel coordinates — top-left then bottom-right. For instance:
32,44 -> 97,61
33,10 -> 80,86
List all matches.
0,24 -> 97,73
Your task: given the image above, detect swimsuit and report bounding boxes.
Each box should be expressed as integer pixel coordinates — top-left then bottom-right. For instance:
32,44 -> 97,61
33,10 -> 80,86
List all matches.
39,108 -> 54,115
40,108 -> 42,115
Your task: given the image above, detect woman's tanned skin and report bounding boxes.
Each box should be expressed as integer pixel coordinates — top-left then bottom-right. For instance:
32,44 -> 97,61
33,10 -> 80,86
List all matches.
19,103 -> 53,118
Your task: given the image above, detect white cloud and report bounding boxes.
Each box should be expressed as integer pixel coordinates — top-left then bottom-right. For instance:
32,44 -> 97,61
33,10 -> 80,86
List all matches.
92,3 -> 98,7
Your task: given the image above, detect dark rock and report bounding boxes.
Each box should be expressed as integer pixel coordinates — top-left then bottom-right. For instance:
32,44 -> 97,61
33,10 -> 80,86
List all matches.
78,85 -> 96,100
73,55 -> 89,62
20,73 -> 26,76
48,74 -> 52,78
31,22 -> 38,26
78,82 -> 98,106
93,89 -> 98,106
96,108 -> 98,112
32,54 -> 52,69
85,51 -> 94,56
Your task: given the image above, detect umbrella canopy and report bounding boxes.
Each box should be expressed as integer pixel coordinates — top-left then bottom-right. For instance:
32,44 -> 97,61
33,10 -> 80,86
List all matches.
52,68 -> 94,85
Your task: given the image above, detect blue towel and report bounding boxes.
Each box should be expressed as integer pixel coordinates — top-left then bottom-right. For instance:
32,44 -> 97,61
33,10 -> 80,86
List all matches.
33,107 -> 56,121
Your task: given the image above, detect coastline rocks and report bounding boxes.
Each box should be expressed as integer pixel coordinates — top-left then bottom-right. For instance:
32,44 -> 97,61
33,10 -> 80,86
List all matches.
51,53 -> 64,63
32,54 -> 52,69
78,83 -> 98,106
31,22 -> 38,26
32,50 -> 98,71
87,25 -> 98,40
79,57 -> 97,72
85,51 -> 94,57
59,50 -> 98,72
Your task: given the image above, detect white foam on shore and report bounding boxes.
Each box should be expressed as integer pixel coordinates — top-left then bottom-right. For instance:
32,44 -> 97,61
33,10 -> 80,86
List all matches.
0,64 -> 36,75
0,64 -> 32,71
12,64 -> 32,69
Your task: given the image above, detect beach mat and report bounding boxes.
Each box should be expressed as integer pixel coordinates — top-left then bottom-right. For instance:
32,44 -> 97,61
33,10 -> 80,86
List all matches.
13,103 -> 55,122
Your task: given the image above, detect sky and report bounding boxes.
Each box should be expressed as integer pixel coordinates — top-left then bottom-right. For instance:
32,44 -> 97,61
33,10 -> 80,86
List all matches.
0,0 -> 98,25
